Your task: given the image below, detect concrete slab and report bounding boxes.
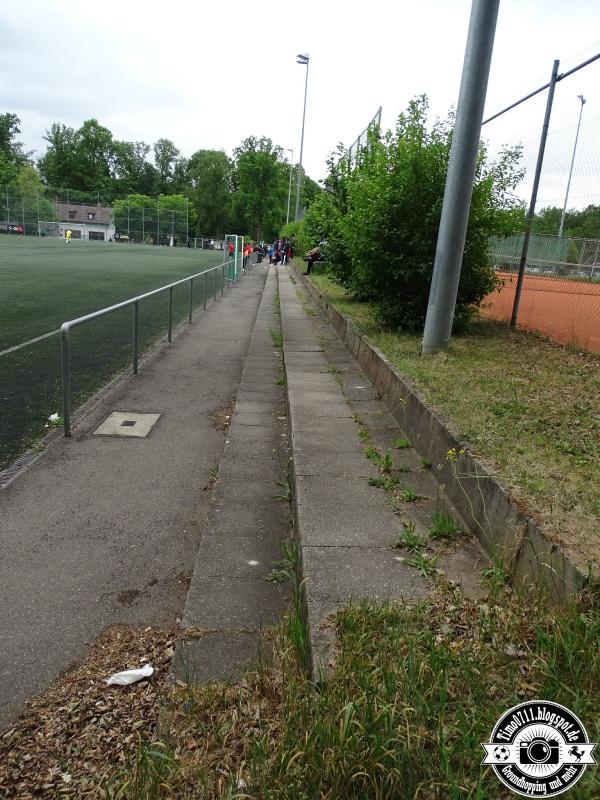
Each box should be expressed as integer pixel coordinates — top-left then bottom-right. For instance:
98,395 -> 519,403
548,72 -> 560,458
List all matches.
182,576 -> 286,629
292,430 -> 366,455
290,404 -> 353,423
289,413 -> 358,436
295,475 -> 402,547
93,411 -> 161,438
193,533 -> 290,579
173,632 -> 261,683
294,447 -> 377,478
234,412 -> 285,427
236,399 -> 281,415
302,546 -> 427,602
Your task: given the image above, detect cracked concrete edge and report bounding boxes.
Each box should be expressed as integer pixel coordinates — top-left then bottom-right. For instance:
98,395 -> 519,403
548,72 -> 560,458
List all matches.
172,266 -> 291,684
292,265 -> 588,602
278,267 -> 431,683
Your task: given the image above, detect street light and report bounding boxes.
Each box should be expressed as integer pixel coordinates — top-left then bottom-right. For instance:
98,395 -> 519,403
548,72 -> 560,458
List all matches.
286,148 -> 294,225
558,94 -> 586,238
294,53 -> 309,221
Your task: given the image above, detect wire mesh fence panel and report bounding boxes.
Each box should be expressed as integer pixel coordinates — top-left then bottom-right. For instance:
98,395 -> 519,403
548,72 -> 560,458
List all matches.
0,261 -> 228,470
481,233 -> 600,352
479,52 -> 600,352
0,337 -> 62,469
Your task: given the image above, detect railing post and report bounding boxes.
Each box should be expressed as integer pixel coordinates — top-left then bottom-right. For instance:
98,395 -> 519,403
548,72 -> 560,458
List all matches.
133,301 -> 139,374
221,264 -> 225,294
188,278 -> 193,323
60,327 -> 71,437
203,271 -> 207,310
214,268 -> 217,301
168,287 -> 173,342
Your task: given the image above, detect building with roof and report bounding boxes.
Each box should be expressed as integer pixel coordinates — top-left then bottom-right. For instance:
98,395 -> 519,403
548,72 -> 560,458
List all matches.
50,201 -> 116,241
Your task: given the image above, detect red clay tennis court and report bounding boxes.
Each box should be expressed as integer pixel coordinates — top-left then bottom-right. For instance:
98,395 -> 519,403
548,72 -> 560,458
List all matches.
480,272 -> 600,353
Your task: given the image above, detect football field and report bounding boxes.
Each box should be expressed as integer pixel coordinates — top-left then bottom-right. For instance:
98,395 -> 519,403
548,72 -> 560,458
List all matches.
0,237 -> 228,469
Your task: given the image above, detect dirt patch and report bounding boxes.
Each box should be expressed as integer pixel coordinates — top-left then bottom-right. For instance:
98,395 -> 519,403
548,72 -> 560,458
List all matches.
208,399 -> 235,432
0,625 -> 174,798
117,589 -> 141,606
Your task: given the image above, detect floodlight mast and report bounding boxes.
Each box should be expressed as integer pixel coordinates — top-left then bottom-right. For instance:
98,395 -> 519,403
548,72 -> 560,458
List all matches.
421,0 -> 500,354
294,53 -> 309,221
286,148 -> 294,225
558,94 -> 586,238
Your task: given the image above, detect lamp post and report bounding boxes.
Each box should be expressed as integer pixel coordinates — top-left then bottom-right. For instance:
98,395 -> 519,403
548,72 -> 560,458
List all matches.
294,53 -> 309,221
558,94 -> 586,238
286,148 -> 294,225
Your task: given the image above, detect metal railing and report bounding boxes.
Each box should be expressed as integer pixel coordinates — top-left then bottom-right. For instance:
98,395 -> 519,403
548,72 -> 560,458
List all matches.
60,258 -> 239,436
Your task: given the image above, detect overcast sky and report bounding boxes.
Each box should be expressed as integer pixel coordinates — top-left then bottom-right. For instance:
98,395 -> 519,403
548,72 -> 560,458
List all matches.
2,0 -> 599,210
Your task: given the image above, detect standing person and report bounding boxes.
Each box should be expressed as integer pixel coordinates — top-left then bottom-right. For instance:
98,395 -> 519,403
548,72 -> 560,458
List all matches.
65,228 -> 72,244
267,243 -> 273,264
287,241 -> 293,263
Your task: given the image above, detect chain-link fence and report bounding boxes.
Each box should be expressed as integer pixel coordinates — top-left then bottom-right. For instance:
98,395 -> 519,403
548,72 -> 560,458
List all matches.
479,49 -> 600,352
345,107 -> 382,171
0,189 -> 197,245
480,233 -> 600,352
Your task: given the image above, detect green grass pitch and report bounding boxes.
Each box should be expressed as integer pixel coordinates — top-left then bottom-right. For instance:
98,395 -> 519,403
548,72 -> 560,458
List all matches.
0,237 -> 229,469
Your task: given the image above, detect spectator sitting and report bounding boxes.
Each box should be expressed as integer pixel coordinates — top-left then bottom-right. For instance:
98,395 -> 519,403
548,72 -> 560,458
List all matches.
304,245 -> 321,275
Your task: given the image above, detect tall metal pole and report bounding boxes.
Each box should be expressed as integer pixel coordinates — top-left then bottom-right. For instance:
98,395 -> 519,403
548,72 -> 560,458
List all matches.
510,60 -> 560,328
186,197 -> 189,241
286,148 -> 294,225
558,95 -> 586,238
294,54 -> 309,221
421,0 -> 500,354
157,196 -> 160,245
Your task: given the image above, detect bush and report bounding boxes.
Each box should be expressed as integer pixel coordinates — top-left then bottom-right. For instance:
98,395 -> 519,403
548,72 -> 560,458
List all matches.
294,96 -> 524,332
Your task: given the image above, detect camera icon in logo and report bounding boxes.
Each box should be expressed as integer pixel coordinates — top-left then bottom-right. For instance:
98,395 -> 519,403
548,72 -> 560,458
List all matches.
519,736 -> 560,765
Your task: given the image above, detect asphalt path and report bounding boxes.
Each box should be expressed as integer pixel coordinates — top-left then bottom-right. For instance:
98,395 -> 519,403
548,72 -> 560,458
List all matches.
0,266 -> 268,730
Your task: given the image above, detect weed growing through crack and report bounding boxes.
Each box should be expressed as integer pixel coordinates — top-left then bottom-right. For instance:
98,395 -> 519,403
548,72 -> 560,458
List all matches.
358,428 -> 370,444
400,487 -> 419,503
364,445 -> 381,466
269,328 -> 283,348
420,457 -> 433,469
369,476 -> 402,491
381,451 -> 393,474
275,376 -> 285,386
429,511 -> 461,540
209,464 -> 219,480
405,552 -> 439,578
394,522 -> 427,552
393,437 -> 411,449
273,479 -> 292,502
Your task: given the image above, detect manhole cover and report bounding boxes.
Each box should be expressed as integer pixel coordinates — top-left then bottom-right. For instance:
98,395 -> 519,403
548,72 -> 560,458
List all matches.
93,412 -> 161,438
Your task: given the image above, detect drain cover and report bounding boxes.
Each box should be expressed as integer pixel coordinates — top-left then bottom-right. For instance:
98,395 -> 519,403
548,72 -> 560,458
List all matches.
93,412 -> 161,438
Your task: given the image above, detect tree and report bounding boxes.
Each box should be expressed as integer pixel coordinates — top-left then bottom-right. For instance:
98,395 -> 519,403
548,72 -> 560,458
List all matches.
113,140 -> 157,197
153,138 -> 181,193
38,122 -> 78,190
71,119 -> 116,194
186,149 -> 232,238
231,136 -> 288,241
39,119 -> 116,197
14,165 -> 53,231
0,113 -> 31,168
306,96 -> 524,330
